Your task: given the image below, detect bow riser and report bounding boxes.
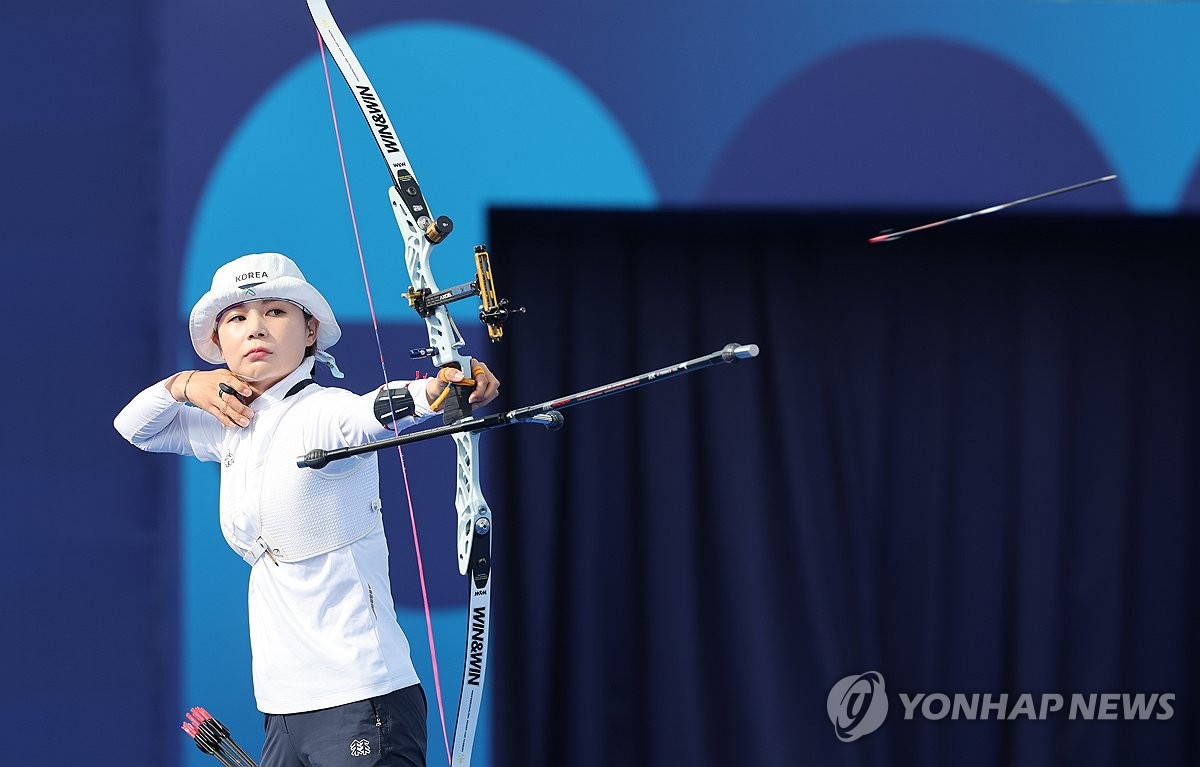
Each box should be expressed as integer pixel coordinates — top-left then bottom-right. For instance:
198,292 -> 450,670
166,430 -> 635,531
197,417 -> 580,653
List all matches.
390,188 -> 471,367
389,189 -> 485,579
453,431 -> 490,576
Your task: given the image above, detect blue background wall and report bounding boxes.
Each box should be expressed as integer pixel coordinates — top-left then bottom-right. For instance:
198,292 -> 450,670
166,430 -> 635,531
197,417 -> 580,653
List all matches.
5,1 -> 1200,765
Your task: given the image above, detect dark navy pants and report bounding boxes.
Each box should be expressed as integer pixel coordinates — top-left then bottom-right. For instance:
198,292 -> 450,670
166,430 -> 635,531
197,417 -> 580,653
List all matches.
261,684 -> 427,767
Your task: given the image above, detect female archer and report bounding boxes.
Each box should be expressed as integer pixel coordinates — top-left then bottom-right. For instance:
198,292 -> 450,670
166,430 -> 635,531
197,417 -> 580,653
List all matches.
115,251 -> 499,767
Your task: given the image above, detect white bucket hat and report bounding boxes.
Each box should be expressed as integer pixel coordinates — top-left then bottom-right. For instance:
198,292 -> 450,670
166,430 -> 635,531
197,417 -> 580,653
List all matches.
189,253 -> 343,375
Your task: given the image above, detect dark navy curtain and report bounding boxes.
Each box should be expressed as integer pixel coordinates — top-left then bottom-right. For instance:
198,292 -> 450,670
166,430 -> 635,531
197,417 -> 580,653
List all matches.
488,210 -> 1200,767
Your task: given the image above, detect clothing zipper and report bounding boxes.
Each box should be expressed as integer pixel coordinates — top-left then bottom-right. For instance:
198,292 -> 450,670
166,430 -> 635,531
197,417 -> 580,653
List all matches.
369,698 -> 383,756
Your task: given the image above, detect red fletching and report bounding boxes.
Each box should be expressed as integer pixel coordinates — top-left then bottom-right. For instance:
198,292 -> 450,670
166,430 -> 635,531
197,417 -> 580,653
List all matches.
180,705 -> 261,765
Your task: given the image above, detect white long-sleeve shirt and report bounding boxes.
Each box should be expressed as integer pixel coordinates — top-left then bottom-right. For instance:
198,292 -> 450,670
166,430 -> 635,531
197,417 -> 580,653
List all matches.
115,360 -> 435,713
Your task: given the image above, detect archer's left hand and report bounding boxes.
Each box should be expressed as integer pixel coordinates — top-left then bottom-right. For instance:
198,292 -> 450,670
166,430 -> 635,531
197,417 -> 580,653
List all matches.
425,360 -> 500,408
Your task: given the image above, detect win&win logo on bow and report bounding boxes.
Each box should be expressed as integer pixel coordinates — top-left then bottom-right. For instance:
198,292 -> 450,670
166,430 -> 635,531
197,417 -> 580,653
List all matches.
827,671 -> 889,742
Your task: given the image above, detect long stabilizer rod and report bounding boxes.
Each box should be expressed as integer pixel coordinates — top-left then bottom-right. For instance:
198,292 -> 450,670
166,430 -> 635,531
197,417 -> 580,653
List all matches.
298,342 -> 760,469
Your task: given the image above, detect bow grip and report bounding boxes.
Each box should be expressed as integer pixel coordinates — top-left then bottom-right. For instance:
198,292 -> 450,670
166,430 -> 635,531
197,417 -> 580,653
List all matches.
441,362 -> 475,424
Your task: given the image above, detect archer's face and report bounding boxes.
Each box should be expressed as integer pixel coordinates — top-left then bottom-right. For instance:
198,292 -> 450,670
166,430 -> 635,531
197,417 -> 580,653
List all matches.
213,299 -> 316,392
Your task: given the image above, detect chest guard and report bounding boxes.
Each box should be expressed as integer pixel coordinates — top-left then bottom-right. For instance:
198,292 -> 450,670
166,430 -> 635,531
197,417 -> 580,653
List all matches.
222,388 -> 382,564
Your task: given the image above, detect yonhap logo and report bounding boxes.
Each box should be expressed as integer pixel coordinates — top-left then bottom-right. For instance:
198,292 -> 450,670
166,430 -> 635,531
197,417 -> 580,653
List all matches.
826,670 -> 1175,743
827,671 -> 889,742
